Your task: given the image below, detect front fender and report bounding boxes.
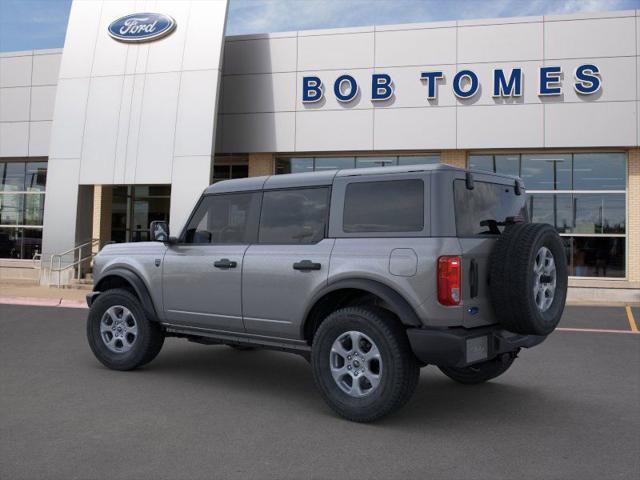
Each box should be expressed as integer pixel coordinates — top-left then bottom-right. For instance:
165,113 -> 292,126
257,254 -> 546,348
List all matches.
93,267 -> 160,321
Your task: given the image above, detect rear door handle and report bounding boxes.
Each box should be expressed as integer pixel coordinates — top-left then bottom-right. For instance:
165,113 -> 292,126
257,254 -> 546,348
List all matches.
293,260 -> 321,271
214,258 -> 237,269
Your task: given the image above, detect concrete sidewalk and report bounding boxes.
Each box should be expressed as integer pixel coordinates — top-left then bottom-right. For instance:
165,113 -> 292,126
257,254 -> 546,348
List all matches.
0,281 -> 87,308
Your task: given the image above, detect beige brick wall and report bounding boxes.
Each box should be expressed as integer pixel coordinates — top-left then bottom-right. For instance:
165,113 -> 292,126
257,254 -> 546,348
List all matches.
441,150 -> 467,168
248,153 -> 274,177
92,186 -> 112,252
628,148 -> 639,282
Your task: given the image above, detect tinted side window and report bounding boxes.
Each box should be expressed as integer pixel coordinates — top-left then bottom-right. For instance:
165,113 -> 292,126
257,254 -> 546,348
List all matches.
183,193 -> 260,244
259,188 -> 329,244
454,180 -> 528,236
343,180 -> 424,233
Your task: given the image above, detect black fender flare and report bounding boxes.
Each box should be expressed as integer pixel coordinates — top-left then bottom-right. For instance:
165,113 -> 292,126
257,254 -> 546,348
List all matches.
93,268 -> 159,321
303,278 -> 422,334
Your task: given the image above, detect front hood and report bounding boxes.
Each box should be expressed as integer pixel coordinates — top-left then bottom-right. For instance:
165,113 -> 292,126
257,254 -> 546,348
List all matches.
98,241 -> 168,256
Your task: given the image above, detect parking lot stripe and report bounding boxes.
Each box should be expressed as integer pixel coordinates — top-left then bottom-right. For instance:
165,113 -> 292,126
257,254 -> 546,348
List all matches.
556,327 -> 639,335
625,306 -> 638,332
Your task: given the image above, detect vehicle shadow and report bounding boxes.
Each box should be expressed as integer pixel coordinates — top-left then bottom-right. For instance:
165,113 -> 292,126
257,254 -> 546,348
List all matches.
138,342 -> 566,429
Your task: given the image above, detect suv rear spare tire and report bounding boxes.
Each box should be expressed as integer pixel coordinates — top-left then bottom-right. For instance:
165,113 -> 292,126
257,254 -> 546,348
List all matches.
489,223 -> 568,335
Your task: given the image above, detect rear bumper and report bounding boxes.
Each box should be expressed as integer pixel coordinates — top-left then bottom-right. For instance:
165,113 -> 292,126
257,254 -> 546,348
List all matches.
406,325 -> 547,368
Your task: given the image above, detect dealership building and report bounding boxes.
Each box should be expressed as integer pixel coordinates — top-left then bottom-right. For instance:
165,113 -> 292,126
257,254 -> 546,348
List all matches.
0,0 -> 638,300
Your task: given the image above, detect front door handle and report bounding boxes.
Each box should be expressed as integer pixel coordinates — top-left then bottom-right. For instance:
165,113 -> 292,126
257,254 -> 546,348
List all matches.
293,260 -> 321,271
214,258 -> 237,269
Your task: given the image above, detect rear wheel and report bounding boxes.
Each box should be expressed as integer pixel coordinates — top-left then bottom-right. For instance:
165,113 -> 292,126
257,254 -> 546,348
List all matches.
87,289 -> 164,371
438,353 -> 516,385
311,306 -> 419,423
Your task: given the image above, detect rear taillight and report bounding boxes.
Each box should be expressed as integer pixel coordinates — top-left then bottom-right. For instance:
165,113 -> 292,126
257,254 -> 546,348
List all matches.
438,256 -> 461,306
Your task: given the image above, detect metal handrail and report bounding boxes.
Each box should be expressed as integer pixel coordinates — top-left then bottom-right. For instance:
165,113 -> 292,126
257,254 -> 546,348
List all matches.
32,252 -> 42,268
49,238 -> 102,288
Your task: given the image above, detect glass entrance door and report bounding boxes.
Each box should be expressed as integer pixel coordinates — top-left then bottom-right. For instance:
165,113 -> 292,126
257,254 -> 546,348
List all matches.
111,185 -> 171,243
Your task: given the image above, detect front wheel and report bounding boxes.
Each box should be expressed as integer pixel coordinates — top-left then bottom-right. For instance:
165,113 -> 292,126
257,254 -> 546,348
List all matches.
87,288 -> 164,371
311,306 -> 419,423
438,353 -> 516,385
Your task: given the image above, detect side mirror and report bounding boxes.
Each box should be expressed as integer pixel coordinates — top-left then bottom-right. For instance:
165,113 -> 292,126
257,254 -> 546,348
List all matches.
150,221 -> 170,243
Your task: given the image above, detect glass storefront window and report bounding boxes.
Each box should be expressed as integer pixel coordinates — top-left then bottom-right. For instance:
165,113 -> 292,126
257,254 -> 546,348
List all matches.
316,157 -> 355,171
24,194 -> 45,226
521,154 -> 572,190
355,157 -> 395,168
1,162 -> 26,192
469,152 -> 627,278
494,155 -> 520,176
469,155 -> 493,171
398,155 -> 440,165
0,160 -> 48,258
572,153 -> 626,190
25,162 -> 47,192
290,157 -> 314,173
528,194 -> 573,233
276,154 -> 441,174
0,194 -> 24,225
111,185 -> 171,243
0,227 -> 21,258
564,236 -> 625,278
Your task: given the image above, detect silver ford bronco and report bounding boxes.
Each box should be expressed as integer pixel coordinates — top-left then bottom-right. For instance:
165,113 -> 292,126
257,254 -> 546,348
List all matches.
87,164 -> 567,422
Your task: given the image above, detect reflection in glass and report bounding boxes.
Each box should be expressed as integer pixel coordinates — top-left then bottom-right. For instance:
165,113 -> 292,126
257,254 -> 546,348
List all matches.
24,194 -> 45,226
1,163 -> 26,192
469,155 -> 493,172
521,154 -> 571,190
0,227 -> 43,259
355,157 -> 396,168
494,155 -> 520,176
564,236 -> 625,278
573,153 -> 625,190
231,165 -> 249,179
0,227 -> 20,258
0,194 -> 23,225
316,157 -> 355,171
397,155 -> 440,165
528,194 -> 572,233
21,228 -> 42,259
25,162 -> 47,192
574,194 -> 603,234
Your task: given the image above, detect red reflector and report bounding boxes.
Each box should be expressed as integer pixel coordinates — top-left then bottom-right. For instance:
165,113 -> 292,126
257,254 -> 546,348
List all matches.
438,256 -> 461,306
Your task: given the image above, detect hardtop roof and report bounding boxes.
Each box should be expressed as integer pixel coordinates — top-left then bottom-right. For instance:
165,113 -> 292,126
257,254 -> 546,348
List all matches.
203,162 -> 520,194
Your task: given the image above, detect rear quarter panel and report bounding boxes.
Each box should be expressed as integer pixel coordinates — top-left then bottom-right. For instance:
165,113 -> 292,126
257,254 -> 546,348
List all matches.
328,237 -> 464,327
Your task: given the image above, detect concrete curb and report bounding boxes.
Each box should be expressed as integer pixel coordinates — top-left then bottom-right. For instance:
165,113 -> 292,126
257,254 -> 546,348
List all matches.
0,296 -> 87,309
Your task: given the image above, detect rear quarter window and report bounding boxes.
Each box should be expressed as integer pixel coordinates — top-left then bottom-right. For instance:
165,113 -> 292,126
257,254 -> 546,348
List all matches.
454,180 -> 528,236
343,179 -> 424,233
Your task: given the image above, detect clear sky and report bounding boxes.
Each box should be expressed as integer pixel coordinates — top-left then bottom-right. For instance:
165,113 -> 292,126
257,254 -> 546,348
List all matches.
1,0 -> 639,52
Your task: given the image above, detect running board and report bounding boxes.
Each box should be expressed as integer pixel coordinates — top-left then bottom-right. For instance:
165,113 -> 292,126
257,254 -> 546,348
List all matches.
162,322 -> 311,357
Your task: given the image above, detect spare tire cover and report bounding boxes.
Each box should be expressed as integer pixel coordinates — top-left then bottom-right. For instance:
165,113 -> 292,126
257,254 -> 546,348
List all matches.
489,223 -> 568,335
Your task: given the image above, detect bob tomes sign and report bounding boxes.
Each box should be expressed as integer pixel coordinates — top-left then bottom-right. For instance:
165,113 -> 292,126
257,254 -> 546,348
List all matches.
108,13 -> 176,43
302,64 -> 601,103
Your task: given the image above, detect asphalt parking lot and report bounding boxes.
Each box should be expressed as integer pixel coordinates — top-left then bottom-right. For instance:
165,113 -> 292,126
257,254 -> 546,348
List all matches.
1,304 -> 638,480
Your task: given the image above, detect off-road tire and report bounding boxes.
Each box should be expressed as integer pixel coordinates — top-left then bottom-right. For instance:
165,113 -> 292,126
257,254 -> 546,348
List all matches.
311,306 -> 420,423
87,288 -> 164,371
489,223 -> 568,335
439,353 -> 516,385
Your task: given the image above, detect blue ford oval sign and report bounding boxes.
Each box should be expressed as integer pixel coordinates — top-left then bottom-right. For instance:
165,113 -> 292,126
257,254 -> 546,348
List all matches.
108,13 -> 176,43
